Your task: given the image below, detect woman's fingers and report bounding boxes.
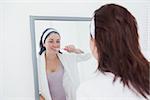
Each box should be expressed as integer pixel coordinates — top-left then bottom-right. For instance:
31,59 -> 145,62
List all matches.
40,95 -> 45,100
64,45 -> 76,52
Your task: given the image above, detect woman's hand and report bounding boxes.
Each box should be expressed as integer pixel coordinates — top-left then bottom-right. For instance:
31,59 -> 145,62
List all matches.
40,95 -> 45,100
64,45 -> 84,54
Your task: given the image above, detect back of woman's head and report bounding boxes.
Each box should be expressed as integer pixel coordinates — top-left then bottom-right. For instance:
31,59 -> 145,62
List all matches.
94,4 -> 149,99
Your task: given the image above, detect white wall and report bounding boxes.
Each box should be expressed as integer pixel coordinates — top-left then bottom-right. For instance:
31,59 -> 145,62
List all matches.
0,2 -> 4,100
1,1 -> 149,100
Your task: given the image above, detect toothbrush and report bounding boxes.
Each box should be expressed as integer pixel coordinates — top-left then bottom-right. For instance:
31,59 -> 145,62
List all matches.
55,48 -> 66,52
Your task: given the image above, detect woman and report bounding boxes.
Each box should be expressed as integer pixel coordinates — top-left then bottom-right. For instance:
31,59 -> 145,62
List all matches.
37,28 -> 90,100
77,4 -> 149,100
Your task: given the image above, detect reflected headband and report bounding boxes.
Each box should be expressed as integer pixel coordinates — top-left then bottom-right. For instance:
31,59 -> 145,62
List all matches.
42,28 -> 58,44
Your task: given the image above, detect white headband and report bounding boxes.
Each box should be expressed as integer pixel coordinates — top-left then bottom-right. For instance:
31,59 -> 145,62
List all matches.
42,28 -> 58,44
90,17 -> 95,38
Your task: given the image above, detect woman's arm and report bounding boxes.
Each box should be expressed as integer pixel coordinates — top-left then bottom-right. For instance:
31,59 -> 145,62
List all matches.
64,44 -> 91,62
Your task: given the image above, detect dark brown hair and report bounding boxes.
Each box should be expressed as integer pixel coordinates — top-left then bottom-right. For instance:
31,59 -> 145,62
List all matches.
94,4 -> 149,99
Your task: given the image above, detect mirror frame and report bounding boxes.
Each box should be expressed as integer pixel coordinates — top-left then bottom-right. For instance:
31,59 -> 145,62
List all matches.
29,16 -> 91,100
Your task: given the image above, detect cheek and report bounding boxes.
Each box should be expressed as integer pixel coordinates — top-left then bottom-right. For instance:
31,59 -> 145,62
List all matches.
90,43 -> 92,52
44,43 -> 52,49
90,40 -> 98,60
55,43 -> 60,48
90,40 -> 94,52
57,43 -> 60,47
47,43 -> 52,47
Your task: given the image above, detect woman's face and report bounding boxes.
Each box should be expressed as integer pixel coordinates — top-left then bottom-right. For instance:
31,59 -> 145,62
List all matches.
90,38 -> 98,60
43,33 -> 60,54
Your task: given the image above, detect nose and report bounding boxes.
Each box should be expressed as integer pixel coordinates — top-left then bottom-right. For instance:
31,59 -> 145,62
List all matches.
52,43 -> 59,48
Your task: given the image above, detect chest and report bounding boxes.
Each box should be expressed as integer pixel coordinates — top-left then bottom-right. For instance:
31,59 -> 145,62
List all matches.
46,60 -> 60,72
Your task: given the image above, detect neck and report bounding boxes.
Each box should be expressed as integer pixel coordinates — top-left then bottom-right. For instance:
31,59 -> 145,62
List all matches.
45,52 -> 58,60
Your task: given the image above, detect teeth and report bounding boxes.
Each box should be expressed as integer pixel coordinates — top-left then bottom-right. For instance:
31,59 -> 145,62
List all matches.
54,48 -> 66,52
57,48 -> 66,51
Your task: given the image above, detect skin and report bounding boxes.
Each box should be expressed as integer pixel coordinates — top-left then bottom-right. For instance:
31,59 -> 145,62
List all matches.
43,33 -> 61,73
39,95 -> 45,100
90,38 -> 98,60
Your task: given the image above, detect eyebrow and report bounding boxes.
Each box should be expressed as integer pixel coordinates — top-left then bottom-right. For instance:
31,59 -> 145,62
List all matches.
48,39 -> 60,40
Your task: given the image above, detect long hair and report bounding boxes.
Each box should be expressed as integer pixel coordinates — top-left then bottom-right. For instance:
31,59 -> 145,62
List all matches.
94,4 -> 149,99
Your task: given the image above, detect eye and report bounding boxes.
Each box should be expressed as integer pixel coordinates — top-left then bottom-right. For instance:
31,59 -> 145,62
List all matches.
48,41 -> 53,43
56,40 -> 60,43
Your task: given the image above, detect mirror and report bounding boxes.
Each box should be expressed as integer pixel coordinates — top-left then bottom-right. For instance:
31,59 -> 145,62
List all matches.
30,16 -> 92,100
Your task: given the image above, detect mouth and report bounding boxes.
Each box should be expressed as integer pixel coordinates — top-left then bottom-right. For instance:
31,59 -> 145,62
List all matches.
51,48 -> 60,51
